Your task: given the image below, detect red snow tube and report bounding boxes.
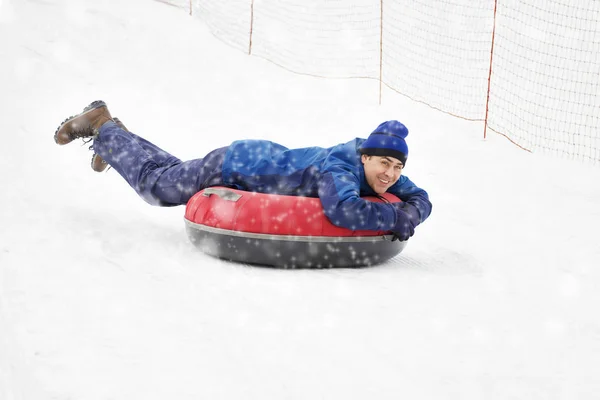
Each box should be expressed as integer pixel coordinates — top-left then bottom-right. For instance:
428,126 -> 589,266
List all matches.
184,187 -> 406,268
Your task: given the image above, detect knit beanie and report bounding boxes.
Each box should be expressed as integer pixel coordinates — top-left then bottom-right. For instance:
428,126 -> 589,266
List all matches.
359,120 -> 409,165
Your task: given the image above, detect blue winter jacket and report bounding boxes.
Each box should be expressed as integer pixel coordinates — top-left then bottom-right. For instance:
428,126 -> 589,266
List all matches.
221,138 -> 432,232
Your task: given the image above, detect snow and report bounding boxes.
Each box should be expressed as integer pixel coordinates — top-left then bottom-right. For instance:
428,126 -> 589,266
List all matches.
1,0 -> 600,399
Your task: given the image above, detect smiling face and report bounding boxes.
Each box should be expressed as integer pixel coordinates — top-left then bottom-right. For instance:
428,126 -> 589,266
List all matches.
361,154 -> 404,194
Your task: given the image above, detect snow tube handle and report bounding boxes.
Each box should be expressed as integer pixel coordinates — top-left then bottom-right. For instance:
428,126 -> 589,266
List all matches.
201,187 -> 242,202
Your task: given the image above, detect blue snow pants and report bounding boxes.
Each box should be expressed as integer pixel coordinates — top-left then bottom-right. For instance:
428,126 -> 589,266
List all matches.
92,121 -> 227,206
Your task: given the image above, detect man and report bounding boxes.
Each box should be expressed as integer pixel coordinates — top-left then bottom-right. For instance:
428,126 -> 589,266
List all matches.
55,101 -> 432,241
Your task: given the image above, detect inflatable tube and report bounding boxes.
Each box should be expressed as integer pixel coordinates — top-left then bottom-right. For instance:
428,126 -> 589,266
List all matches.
184,187 -> 407,268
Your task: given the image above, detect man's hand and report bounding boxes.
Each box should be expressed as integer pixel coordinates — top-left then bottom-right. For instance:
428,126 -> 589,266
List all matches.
391,202 -> 420,241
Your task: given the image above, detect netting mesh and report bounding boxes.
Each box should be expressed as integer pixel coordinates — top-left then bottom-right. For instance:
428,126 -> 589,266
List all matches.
487,1 -> 600,162
382,0 -> 494,120
156,0 -> 189,11
196,0 -> 252,53
250,0 -> 380,78
162,0 -> 600,163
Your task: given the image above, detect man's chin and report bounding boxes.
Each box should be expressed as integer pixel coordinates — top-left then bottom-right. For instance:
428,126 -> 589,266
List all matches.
368,181 -> 391,194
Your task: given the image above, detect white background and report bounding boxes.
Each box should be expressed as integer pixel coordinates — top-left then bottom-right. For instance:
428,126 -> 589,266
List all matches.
1,0 -> 599,399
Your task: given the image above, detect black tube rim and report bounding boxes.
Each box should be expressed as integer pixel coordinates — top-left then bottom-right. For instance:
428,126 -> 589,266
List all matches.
184,218 -> 397,243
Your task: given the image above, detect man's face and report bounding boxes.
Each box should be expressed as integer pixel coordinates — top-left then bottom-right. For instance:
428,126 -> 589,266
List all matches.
361,154 -> 403,194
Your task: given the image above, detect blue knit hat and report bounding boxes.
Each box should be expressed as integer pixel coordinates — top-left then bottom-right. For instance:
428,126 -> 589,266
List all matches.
359,120 -> 409,165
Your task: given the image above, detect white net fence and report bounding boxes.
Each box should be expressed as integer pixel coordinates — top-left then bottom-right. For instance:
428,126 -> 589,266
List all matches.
251,1 -> 381,78
381,0 -> 494,119
487,1 -> 600,162
163,0 -> 600,163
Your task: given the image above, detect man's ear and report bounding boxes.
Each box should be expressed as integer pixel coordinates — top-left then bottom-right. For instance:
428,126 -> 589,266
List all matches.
361,154 -> 369,164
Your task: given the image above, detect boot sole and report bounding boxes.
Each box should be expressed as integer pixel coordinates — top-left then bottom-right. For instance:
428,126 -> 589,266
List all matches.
54,100 -> 107,145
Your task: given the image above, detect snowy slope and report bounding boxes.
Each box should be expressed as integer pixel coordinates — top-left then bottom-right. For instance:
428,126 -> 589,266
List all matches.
1,0 -> 600,399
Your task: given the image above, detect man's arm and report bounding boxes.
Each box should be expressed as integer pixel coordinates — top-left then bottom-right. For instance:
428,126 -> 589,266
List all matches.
388,175 -> 433,225
318,167 -> 397,232
318,167 -> 432,238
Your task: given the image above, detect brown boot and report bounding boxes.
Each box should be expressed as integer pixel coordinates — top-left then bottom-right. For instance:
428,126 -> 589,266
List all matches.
90,117 -> 129,172
54,100 -> 113,145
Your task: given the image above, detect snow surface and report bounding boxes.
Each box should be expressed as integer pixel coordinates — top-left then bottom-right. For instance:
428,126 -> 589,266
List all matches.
1,0 -> 600,399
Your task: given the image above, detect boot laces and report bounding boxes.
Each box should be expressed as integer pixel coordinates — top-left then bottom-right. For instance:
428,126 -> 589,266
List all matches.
69,125 -> 96,140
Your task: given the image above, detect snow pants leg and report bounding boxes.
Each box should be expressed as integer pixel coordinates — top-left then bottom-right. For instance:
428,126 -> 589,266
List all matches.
92,121 -> 227,206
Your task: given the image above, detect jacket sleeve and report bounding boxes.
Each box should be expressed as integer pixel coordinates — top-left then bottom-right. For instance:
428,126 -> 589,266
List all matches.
387,176 -> 433,225
317,164 -> 398,232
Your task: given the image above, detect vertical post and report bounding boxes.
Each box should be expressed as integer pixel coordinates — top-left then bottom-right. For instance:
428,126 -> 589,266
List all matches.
379,0 -> 384,105
249,0 -> 255,55
189,0 -> 192,16
483,0 -> 498,139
